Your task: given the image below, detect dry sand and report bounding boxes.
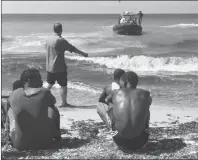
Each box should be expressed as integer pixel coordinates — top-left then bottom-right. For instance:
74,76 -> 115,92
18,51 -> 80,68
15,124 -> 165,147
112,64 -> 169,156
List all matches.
58,105 -> 198,130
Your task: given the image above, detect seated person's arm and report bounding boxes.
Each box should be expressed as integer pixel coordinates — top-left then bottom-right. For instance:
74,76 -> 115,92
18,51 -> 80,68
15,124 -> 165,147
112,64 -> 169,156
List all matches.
98,88 -> 108,105
148,94 -> 152,106
1,95 -> 9,99
47,90 -> 56,108
106,92 -> 113,104
5,99 -> 11,132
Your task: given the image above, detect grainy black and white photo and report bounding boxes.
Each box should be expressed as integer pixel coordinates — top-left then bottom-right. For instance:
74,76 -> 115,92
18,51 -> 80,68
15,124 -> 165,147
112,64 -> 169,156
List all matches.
1,1 -> 198,159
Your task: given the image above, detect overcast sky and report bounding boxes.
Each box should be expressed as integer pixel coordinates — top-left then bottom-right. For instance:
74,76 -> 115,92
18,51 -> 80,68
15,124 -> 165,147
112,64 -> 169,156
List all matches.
2,1 -> 198,14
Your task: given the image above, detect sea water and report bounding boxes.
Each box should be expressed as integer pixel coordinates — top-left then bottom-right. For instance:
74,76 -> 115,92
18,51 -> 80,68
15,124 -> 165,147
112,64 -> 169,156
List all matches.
2,14 -> 198,107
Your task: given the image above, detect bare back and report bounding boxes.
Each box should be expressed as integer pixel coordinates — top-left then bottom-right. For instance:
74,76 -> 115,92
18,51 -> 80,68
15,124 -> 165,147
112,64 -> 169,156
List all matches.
113,88 -> 151,139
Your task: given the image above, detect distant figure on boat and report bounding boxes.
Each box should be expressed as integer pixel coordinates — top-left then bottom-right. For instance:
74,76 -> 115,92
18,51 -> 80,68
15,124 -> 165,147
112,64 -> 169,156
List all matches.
114,11 -> 143,35
120,16 -> 126,24
138,11 -> 143,25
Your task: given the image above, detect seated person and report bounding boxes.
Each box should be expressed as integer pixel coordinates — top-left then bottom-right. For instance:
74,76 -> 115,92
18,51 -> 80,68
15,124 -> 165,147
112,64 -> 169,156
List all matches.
97,69 -> 125,130
3,68 -> 61,150
120,17 -> 126,24
2,80 -> 22,129
106,71 -> 152,150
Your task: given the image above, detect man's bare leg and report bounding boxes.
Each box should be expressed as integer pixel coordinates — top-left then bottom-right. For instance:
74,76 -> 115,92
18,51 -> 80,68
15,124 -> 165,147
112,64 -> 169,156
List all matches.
60,86 -> 68,106
97,103 -> 111,130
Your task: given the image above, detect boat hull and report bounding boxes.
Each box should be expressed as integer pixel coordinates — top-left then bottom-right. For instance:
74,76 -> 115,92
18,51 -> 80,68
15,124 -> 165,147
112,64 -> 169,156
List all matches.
113,23 -> 142,35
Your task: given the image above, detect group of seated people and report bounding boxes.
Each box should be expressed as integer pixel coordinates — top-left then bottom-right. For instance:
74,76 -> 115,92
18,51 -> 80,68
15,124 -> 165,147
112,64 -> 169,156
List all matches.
118,11 -> 143,26
2,68 -> 152,151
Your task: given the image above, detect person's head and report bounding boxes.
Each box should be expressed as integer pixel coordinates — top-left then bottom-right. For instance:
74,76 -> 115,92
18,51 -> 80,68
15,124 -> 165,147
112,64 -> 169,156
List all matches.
13,80 -> 22,91
139,11 -> 141,13
54,23 -> 62,35
20,68 -> 43,88
119,71 -> 138,89
113,69 -> 125,83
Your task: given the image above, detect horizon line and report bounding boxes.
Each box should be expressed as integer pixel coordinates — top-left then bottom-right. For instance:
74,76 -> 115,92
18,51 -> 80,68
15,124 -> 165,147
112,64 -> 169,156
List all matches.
2,13 -> 198,15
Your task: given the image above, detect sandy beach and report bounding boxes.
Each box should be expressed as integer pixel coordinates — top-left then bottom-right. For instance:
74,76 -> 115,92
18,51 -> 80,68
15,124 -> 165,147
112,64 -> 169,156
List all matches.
2,88 -> 198,159
58,105 -> 198,130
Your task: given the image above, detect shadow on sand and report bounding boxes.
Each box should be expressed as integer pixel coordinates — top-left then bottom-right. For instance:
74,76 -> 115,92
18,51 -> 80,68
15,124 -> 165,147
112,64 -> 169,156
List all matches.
120,138 -> 186,155
59,104 -> 97,109
2,121 -> 197,159
1,128 -> 91,159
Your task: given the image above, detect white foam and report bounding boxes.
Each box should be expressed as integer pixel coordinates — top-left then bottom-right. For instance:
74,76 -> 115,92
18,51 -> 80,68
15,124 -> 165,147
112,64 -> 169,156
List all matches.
65,55 -> 198,73
43,81 -> 101,94
161,23 -> 198,28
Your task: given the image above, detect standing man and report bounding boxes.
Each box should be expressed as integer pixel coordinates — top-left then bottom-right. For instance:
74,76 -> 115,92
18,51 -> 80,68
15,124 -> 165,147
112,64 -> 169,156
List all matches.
138,11 -> 143,26
45,23 -> 88,107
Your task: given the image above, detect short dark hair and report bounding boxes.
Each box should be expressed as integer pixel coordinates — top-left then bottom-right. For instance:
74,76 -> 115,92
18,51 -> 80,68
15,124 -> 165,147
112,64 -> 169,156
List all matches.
113,69 -> 125,81
13,80 -> 22,90
20,68 -> 42,88
121,71 -> 138,88
54,23 -> 62,34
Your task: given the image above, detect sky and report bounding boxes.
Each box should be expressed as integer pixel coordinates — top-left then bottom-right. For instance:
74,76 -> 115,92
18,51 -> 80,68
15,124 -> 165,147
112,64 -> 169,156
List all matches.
2,1 -> 198,14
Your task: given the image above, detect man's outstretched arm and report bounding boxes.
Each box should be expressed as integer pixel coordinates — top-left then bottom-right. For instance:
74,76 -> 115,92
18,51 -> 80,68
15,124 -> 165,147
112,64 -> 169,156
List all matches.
73,47 -> 88,57
64,40 -> 88,57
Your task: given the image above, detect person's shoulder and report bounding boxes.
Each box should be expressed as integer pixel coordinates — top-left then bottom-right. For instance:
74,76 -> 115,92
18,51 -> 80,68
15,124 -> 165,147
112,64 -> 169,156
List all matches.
12,88 -> 23,95
58,36 -> 67,42
9,88 -> 23,99
114,88 -> 126,95
132,88 -> 151,101
104,85 -> 112,94
133,88 -> 150,94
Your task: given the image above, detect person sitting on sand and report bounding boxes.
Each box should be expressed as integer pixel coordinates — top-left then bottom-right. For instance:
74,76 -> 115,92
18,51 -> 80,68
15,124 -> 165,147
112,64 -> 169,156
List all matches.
44,23 -> 88,107
97,69 -> 125,130
2,80 -> 23,129
3,68 -> 61,150
105,71 -> 152,151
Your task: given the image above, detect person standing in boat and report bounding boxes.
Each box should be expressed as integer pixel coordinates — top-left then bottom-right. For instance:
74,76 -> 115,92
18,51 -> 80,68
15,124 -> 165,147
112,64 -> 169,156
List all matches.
138,11 -> 143,25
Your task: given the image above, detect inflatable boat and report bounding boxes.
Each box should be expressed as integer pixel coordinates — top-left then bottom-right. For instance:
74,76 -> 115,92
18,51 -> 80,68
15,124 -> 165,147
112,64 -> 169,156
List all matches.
113,11 -> 143,35
113,23 -> 142,35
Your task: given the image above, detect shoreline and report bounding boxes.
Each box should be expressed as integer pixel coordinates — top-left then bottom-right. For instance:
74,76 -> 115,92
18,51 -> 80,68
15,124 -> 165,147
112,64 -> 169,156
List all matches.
58,104 -> 198,130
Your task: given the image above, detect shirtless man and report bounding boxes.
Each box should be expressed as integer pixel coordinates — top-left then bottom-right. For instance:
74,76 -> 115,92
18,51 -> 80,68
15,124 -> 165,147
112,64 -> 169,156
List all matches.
97,69 -> 125,130
106,71 -> 152,150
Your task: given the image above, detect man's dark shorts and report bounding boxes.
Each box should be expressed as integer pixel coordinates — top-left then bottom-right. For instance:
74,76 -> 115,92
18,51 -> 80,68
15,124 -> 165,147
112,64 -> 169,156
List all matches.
47,71 -> 67,86
108,107 -> 150,150
113,131 -> 149,151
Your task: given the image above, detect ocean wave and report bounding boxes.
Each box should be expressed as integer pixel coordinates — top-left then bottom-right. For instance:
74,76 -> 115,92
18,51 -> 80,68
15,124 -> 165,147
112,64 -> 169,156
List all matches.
65,55 -> 198,73
2,61 -> 45,73
2,35 -> 46,52
2,36 -> 15,42
175,39 -> 198,48
96,25 -> 114,30
43,81 -> 101,94
160,23 -> 198,28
